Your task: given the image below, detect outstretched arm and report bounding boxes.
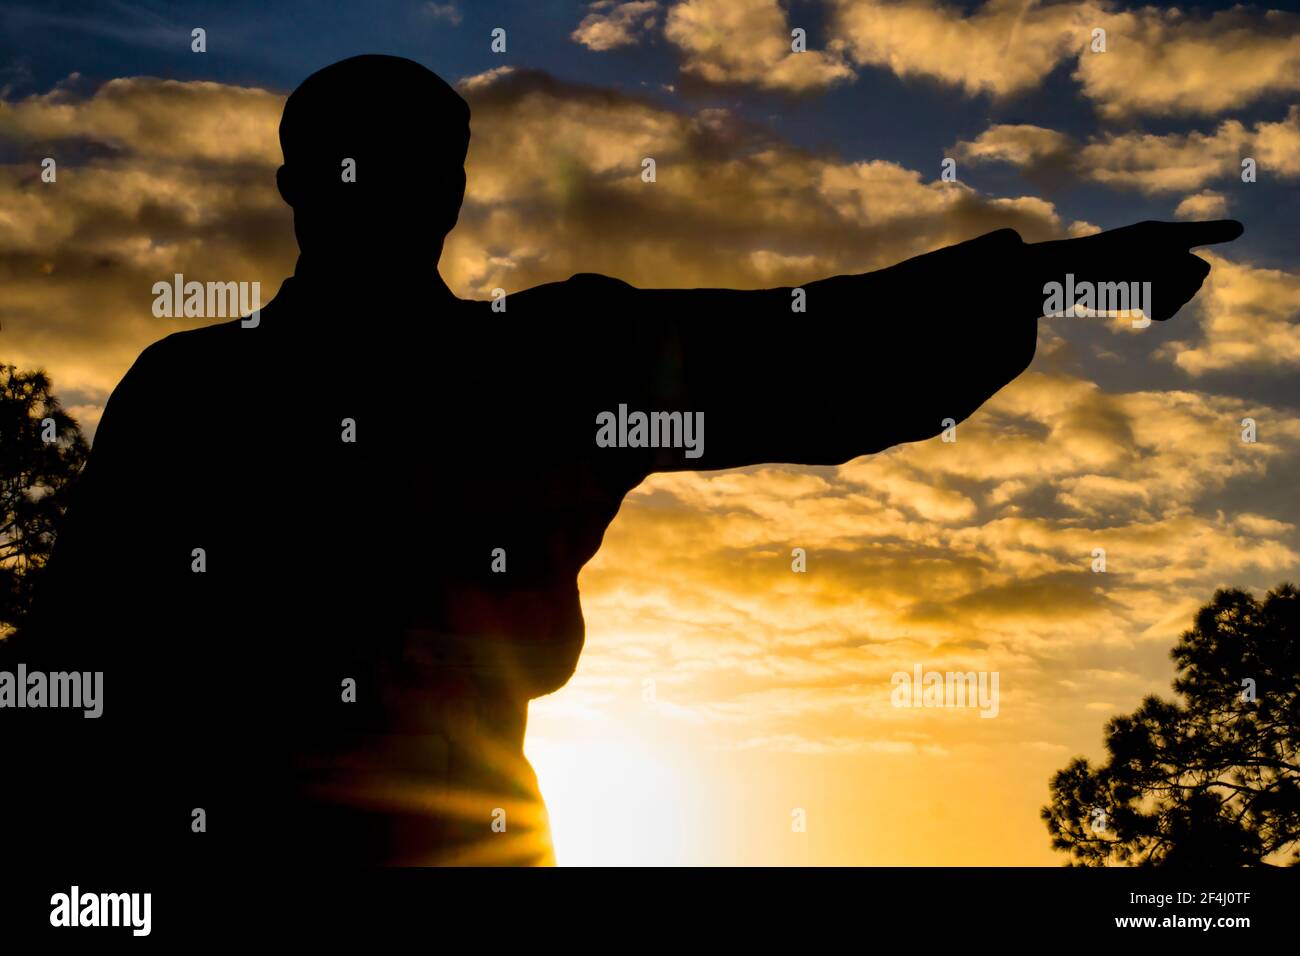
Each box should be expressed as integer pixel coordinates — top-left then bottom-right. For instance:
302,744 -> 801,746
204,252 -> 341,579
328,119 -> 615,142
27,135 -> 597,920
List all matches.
614,220 -> 1242,472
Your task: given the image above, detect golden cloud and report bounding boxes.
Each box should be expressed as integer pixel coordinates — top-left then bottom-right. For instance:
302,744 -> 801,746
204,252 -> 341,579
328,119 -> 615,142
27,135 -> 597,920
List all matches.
665,0 -> 855,91
449,66 -> 1069,299
1174,190 -> 1229,219
830,0 -> 1094,99
827,0 -> 1300,117
564,362 -> 1300,767
954,106 -> 1300,194
3,67 -> 1068,428
0,76 -> 283,162
1073,5 -> 1300,118
3,69 -> 1297,828
1159,252 -> 1300,375
572,1 -> 661,51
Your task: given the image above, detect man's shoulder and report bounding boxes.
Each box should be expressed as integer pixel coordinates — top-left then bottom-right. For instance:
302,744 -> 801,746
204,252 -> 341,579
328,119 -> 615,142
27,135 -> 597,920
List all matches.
563,272 -> 635,289
512,272 -> 636,305
150,318 -> 245,353
118,319 -> 246,396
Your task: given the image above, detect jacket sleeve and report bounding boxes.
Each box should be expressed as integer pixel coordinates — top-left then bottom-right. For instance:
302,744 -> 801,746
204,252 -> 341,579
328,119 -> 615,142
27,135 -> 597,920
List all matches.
577,229 -> 1041,473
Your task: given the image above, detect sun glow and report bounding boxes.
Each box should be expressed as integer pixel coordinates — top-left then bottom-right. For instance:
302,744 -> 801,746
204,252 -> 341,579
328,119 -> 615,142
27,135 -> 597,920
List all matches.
525,734 -> 692,866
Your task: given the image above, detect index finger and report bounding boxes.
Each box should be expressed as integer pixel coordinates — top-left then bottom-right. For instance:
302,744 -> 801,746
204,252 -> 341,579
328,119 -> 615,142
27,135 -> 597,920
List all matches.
1164,219 -> 1244,248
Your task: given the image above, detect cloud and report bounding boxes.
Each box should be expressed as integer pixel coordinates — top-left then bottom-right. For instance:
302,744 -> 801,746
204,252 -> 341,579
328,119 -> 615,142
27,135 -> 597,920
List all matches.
4,68 -> 1297,770
557,360 -> 1300,777
829,0 -> 1093,99
953,124 -> 1074,168
572,1 -> 660,51
1158,253 -> 1300,376
1174,191 -> 1228,219
664,0 -> 854,91
1073,5 -> 1300,119
1,67 -> 1069,431
422,2 -> 463,26
827,0 -> 1300,117
458,65 -> 517,91
0,77 -> 290,417
4,64 -> 1298,864
0,4 -> 188,52
953,106 -> 1300,194
1254,104 -> 1300,170
447,66 -> 1067,298
0,76 -> 283,163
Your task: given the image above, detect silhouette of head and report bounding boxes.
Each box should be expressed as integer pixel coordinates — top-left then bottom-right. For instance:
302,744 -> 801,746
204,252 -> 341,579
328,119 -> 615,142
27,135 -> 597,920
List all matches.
277,55 -> 470,277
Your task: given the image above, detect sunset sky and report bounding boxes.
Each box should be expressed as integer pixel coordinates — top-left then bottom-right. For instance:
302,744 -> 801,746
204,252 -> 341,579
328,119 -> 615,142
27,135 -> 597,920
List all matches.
2,0 -> 1299,865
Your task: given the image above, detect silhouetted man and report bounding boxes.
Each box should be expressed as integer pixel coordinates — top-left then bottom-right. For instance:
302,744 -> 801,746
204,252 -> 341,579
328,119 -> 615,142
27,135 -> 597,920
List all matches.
18,55 -> 1242,866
